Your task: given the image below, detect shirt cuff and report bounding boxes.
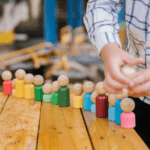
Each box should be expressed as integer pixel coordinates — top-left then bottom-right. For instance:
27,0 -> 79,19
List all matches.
93,32 -> 122,59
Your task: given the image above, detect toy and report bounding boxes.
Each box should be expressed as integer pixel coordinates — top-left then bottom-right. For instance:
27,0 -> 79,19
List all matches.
121,98 -> 135,128
1,70 -> 13,95
95,82 -> 108,118
91,91 -> 98,113
108,94 -> 117,121
58,75 -> 70,107
24,73 -> 34,99
72,83 -> 83,108
42,83 -> 52,102
83,81 -> 95,111
115,88 -> 128,124
51,81 -> 59,105
34,75 -> 44,101
12,78 -> 18,96
15,69 -> 26,98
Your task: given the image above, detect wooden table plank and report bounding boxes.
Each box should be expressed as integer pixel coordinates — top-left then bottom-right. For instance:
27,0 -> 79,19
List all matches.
0,92 -> 8,113
0,94 -> 41,150
37,102 -> 93,150
81,109 -> 149,150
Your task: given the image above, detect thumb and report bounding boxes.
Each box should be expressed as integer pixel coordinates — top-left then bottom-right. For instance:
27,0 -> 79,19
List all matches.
124,53 -> 143,65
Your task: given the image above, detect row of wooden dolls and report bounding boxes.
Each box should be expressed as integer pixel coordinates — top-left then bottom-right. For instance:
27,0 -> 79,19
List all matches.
72,81 -> 135,129
1,69 -> 70,106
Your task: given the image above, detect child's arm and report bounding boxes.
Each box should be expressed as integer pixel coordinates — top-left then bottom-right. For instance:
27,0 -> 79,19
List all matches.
84,0 -> 143,94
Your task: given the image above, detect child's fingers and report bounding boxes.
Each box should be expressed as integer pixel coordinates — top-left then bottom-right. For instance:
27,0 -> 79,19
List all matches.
130,68 -> 150,87
103,80 -> 123,94
110,64 -> 130,85
129,80 -> 150,95
105,73 -> 127,90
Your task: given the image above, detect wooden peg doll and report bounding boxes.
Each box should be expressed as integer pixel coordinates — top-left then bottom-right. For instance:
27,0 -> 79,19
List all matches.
121,65 -> 136,79
108,94 -> 117,121
1,70 -> 13,95
91,91 -> 98,113
115,88 -> 128,124
83,81 -> 95,111
42,83 -> 52,102
72,83 -> 83,108
95,82 -> 108,118
24,73 -> 34,99
121,98 -> 135,128
51,81 -> 59,105
34,75 -> 44,101
58,75 -> 70,107
15,69 -> 26,98
12,78 -> 18,96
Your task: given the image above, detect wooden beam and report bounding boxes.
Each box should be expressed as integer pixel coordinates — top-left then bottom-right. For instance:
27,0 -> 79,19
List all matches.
0,94 -> 41,149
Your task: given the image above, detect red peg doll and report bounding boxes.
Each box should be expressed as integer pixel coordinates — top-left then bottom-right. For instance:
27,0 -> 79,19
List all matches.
1,70 -> 13,95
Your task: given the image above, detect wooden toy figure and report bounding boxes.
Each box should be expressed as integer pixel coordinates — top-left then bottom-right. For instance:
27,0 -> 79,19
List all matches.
108,94 -> 117,121
1,70 -> 13,95
51,81 -> 59,105
115,88 -> 128,124
42,83 -> 52,102
12,78 -> 18,96
73,83 -> 83,108
83,81 -> 95,111
95,82 -> 108,118
58,75 -> 70,107
34,75 -> 44,101
91,91 -> 98,113
121,98 -> 135,128
24,74 -> 34,99
121,65 -> 136,79
15,69 -> 26,98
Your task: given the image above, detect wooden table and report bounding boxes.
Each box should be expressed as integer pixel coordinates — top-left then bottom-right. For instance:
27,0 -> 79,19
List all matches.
0,92 -> 149,150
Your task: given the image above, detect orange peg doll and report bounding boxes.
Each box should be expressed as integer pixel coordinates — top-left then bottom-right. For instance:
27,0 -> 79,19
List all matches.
121,98 -> 136,128
12,78 -> 18,96
73,83 -> 83,108
24,73 -> 34,99
91,91 -> 98,113
15,69 -> 26,98
1,70 -> 13,95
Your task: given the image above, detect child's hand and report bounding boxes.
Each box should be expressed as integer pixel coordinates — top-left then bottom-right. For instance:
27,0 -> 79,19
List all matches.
100,43 -> 143,94
127,67 -> 150,97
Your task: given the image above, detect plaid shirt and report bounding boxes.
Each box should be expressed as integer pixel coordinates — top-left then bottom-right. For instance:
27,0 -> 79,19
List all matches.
83,0 -> 150,104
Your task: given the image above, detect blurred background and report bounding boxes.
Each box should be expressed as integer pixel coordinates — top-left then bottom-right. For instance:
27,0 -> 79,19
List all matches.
0,0 -> 126,85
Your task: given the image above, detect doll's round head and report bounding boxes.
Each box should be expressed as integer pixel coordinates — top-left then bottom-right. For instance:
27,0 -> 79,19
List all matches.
24,74 -> 34,84
33,75 -> 44,86
12,78 -> 18,88
121,65 -> 136,79
73,83 -> 83,96
52,81 -> 59,92
2,70 -> 12,81
42,83 -> 52,94
57,75 -> 69,87
95,82 -> 106,95
108,94 -> 117,106
121,98 -> 135,112
115,88 -> 128,100
91,91 -> 98,104
15,69 -> 26,80
83,81 -> 94,93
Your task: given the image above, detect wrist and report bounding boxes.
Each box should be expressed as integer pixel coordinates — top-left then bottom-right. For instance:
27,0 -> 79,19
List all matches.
100,43 -> 119,61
